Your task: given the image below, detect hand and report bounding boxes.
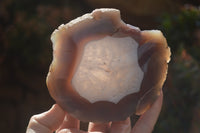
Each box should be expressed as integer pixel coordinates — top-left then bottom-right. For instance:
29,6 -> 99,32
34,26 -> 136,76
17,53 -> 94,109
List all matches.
26,92 -> 163,133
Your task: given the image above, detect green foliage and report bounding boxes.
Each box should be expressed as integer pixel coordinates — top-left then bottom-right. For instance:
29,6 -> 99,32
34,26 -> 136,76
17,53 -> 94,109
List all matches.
0,1 -> 92,132
0,0 -> 92,84
155,54 -> 200,133
0,0 -> 91,69
160,6 -> 200,62
155,6 -> 200,133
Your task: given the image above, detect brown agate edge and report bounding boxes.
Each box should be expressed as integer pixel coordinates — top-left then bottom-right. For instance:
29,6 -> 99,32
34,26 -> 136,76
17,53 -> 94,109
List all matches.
46,8 -> 171,122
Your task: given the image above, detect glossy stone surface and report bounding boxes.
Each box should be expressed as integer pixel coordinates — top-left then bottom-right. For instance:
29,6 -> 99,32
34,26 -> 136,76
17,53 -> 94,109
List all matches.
46,8 -> 171,122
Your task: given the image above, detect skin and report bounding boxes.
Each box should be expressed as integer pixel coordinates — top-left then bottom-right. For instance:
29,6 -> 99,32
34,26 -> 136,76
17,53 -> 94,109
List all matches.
26,91 -> 163,133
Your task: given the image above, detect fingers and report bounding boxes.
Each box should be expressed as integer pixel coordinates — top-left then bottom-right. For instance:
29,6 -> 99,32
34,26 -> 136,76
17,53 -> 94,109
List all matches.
26,104 -> 65,133
131,91 -> 163,133
57,128 -> 86,133
88,122 -> 111,132
26,92 -> 163,133
87,118 -> 131,133
56,113 -> 80,132
110,117 -> 131,133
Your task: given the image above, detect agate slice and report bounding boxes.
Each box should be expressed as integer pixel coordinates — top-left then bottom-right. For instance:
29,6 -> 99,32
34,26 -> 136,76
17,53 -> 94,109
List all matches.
46,8 -> 171,122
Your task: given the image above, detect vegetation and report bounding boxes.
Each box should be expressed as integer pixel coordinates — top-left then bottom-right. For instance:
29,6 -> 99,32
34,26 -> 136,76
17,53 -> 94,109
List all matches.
0,0 -> 199,132
155,6 -> 200,133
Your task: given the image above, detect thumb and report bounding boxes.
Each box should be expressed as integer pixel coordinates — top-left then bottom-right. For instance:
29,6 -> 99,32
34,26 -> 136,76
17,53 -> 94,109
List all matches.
26,104 -> 65,133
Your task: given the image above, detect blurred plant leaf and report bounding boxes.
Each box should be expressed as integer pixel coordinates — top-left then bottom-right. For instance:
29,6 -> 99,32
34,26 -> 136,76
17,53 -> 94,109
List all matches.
160,5 -> 200,63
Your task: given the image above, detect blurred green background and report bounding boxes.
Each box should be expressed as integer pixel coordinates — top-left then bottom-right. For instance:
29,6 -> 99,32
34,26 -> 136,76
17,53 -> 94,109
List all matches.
0,0 -> 200,132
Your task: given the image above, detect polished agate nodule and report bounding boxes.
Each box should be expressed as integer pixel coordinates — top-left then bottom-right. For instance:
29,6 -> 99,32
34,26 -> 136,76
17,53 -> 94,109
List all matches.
46,8 -> 171,122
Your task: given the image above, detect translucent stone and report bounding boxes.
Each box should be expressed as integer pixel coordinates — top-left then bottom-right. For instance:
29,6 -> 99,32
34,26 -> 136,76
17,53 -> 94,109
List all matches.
72,36 -> 144,103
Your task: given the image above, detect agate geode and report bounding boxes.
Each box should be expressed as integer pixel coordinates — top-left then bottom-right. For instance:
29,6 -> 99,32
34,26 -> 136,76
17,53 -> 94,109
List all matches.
46,8 -> 171,122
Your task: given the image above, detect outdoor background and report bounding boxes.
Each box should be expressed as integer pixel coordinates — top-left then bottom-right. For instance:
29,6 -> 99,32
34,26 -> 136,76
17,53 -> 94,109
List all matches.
0,0 -> 200,132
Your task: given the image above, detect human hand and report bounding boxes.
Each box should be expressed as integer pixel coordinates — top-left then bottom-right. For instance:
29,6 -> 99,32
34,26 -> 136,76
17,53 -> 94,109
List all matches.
26,92 -> 163,133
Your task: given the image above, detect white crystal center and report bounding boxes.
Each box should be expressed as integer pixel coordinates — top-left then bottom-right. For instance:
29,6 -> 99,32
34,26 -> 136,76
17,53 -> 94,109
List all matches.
72,36 -> 144,104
